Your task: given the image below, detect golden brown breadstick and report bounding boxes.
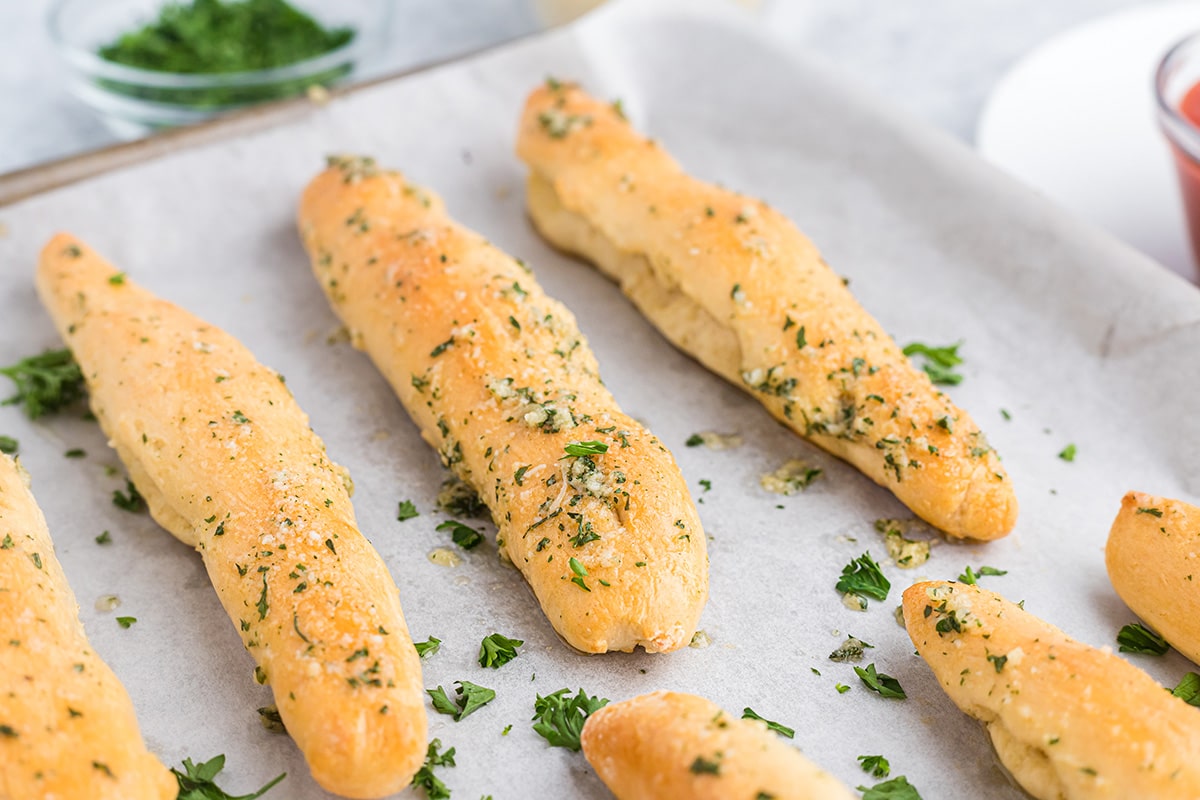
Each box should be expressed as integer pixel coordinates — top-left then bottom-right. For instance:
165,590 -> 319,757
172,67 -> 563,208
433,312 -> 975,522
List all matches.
517,83 -> 1017,541
0,453 -> 175,800
581,690 -> 855,800
298,157 -> 708,653
903,580 -> 1200,799
36,234 -> 426,799
1107,490 -> 1200,665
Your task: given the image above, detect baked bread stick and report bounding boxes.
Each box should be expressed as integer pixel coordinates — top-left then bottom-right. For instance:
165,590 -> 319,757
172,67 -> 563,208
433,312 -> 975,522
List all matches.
1107,491 -> 1200,665
580,690 -> 855,800
37,234 -> 427,799
298,157 -> 708,654
517,83 -> 1017,541
0,454 -> 175,800
903,580 -> 1200,799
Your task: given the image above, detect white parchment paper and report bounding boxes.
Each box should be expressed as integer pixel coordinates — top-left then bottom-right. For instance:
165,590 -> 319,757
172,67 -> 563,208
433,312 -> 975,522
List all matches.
3,2 -> 1200,797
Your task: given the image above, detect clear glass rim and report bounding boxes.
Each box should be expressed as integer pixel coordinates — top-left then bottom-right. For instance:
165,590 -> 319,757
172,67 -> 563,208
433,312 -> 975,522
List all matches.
1156,31 -> 1200,160
46,0 -> 370,89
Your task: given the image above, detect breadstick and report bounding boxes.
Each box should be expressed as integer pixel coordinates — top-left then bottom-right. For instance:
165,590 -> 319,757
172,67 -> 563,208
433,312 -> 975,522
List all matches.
1107,491 -> 1200,665
903,580 -> 1200,799
517,83 -> 1017,541
297,157 -> 708,654
580,690 -> 854,800
36,234 -> 427,799
0,454 -> 175,800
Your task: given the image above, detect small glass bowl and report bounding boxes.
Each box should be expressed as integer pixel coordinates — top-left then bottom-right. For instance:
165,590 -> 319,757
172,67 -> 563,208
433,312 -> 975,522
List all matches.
48,0 -> 390,139
1157,31 -> 1200,271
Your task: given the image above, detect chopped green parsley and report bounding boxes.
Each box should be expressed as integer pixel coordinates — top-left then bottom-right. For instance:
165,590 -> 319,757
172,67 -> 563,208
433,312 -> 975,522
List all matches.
1117,622 -> 1169,655
478,633 -> 523,668
531,688 -> 609,751
902,341 -> 963,385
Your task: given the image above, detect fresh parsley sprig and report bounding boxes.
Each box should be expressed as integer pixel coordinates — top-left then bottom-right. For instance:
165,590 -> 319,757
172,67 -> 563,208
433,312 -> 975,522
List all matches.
1172,673 -> 1200,705
413,636 -> 441,659
173,754 -> 285,800
427,681 -> 495,722
741,707 -> 794,738
902,341 -> 963,386
957,565 -> 1007,584
1117,623 -> 1169,655
0,349 -> 86,419
836,552 -> 890,604
858,754 -> 891,778
112,479 -> 146,513
478,633 -> 523,668
531,688 -> 609,751
854,663 -> 906,699
859,775 -> 924,799
411,739 -> 455,800
437,520 -> 483,550
397,500 -> 419,521
564,440 -> 608,457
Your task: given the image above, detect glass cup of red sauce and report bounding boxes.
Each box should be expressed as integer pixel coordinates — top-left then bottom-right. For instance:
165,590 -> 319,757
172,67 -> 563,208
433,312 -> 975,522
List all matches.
1157,33 -> 1200,269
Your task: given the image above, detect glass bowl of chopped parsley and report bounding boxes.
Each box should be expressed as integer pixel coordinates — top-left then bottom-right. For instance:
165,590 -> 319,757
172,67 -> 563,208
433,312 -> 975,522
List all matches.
49,0 -> 389,137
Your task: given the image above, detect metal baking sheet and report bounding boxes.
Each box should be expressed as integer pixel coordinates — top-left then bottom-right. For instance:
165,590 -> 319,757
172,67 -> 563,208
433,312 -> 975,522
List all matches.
1,1 -> 1197,796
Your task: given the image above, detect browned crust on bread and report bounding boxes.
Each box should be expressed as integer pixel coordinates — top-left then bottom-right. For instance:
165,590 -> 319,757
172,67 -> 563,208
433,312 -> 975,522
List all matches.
581,690 -> 855,800
296,158 -> 708,654
1107,491 -> 1200,665
36,234 -> 426,799
517,83 -> 1017,541
0,454 -> 176,800
903,580 -> 1200,799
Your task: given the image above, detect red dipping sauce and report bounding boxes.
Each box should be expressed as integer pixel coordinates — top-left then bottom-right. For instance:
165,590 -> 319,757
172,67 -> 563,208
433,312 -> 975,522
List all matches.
1169,81 -> 1200,267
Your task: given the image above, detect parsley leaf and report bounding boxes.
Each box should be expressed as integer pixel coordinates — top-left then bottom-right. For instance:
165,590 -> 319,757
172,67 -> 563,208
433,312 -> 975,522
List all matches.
564,440 -> 608,457
858,754 -> 891,778
957,565 -> 1007,585
428,681 -> 496,722
0,436 -> 17,455
112,479 -> 146,513
116,616 -> 137,629
397,500 -> 419,521
427,686 -> 458,717
854,663 -> 906,699
0,349 -> 86,419
437,520 -> 483,550
685,433 -> 704,447
95,530 -> 112,545
1117,622 -> 1169,655
172,754 -> 285,800
478,633 -> 523,668
690,754 -> 722,775
568,556 -> 590,591
413,636 -> 441,659
411,739 -> 455,800
836,552 -> 890,603
902,341 -> 963,386
531,688 -> 609,751
1172,673 -> 1200,705
1058,443 -> 1077,462
741,707 -> 794,738
859,775 -> 923,799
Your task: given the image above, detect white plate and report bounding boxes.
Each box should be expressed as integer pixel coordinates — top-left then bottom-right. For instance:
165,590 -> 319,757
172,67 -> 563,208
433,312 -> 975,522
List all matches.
978,1 -> 1200,279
